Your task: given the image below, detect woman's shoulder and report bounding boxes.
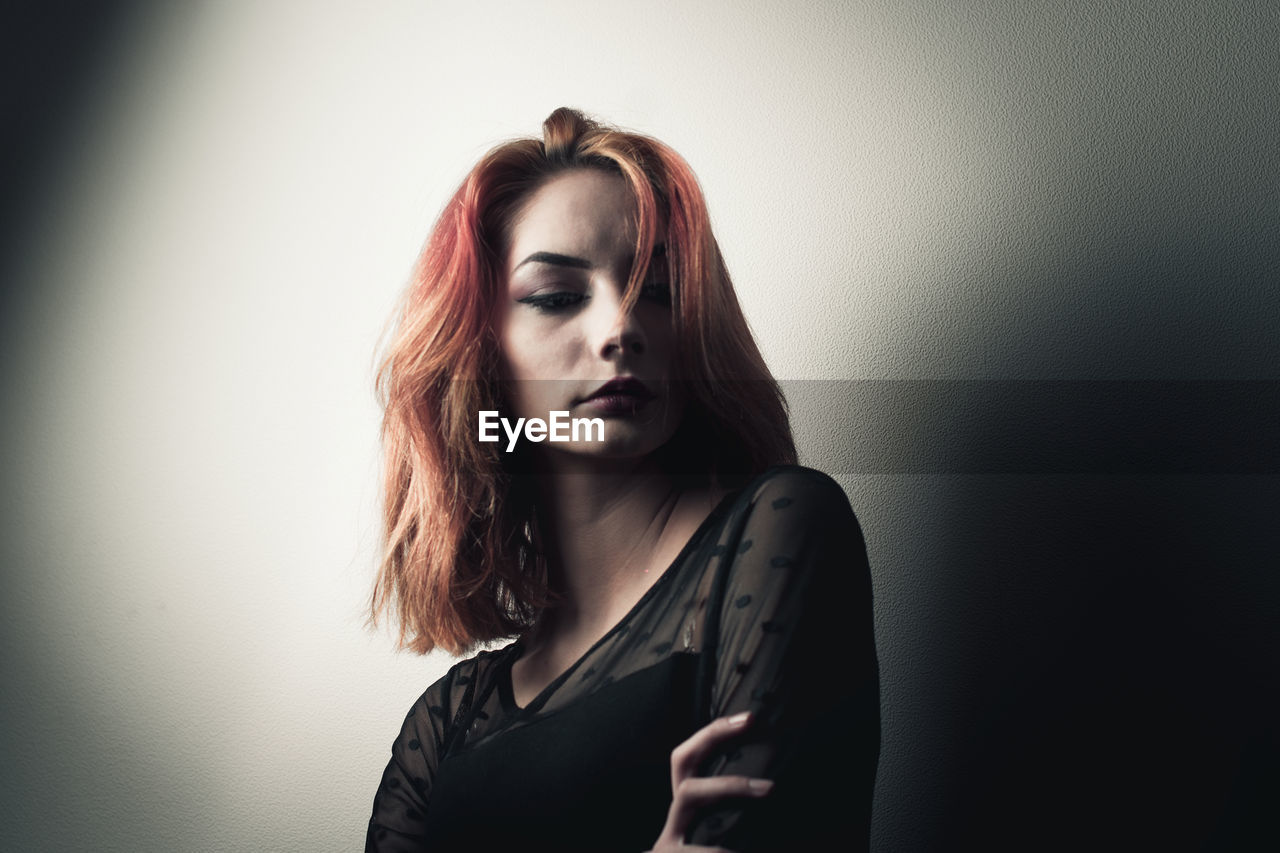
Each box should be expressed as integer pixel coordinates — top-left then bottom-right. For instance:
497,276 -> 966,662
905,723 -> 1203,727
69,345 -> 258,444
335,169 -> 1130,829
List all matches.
714,465 -> 866,584
397,644 -> 516,740
434,643 -> 514,700
705,464 -> 872,686
734,465 -> 859,528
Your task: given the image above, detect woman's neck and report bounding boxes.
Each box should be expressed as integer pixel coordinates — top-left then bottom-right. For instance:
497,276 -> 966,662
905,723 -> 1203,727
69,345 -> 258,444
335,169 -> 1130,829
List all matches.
521,454 -> 707,649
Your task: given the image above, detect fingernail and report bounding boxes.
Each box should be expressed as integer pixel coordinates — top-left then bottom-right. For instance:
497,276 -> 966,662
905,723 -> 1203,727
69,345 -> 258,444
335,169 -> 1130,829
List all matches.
727,711 -> 752,727
748,778 -> 774,794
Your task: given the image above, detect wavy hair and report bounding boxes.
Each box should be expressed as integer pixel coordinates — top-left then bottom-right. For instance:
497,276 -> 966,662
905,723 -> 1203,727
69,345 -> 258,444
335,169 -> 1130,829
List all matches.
372,108 -> 795,655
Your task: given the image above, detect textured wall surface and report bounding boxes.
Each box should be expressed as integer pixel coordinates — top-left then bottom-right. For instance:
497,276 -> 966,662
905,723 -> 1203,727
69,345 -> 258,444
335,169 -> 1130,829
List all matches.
2,1 -> 1276,850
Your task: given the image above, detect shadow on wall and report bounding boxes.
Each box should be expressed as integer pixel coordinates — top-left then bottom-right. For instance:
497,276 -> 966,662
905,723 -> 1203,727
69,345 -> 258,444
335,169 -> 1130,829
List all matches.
1,1 -> 149,290
800,380 -> 1280,849
837,3 -> 1277,847
913,47 -> 1280,839
832,52 -> 1276,853
0,4 -> 233,849
926,470 -> 1278,849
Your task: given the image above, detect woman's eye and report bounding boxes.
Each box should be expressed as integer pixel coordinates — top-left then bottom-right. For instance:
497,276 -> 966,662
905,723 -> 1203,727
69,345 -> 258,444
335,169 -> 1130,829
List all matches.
641,278 -> 672,306
516,292 -> 586,313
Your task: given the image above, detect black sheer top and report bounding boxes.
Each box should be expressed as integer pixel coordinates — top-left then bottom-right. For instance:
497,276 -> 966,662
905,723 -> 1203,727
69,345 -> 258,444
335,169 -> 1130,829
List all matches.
366,465 -> 879,851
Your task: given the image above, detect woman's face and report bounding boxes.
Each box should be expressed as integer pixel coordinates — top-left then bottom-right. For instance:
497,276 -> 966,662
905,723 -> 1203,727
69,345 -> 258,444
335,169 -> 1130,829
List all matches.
496,168 -> 683,462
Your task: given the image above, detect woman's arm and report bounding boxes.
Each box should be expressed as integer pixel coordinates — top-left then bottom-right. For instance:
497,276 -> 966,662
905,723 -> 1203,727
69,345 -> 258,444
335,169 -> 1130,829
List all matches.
686,467 -> 880,851
365,663 -> 469,852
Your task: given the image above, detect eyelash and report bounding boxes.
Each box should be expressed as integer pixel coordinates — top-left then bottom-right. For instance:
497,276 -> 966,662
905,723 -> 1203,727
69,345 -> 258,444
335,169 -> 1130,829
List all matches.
517,292 -> 584,312
517,278 -> 672,314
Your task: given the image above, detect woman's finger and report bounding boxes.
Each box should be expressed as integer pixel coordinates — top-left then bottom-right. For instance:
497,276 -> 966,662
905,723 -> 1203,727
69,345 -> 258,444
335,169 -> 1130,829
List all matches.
650,712 -> 767,851
669,711 -> 755,789
668,775 -> 774,825
652,775 -> 773,850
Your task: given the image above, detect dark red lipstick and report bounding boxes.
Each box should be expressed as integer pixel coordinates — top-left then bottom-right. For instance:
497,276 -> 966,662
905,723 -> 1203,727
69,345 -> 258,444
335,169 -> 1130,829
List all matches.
578,377 -> 654,415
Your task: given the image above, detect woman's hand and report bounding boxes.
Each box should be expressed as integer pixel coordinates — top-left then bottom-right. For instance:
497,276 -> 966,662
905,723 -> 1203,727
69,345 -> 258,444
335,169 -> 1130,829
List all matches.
646,711 -> 773,853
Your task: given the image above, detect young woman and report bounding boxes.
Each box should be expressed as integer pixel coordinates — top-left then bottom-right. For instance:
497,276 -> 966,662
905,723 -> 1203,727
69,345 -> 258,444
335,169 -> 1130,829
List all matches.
366,108 -> 879,852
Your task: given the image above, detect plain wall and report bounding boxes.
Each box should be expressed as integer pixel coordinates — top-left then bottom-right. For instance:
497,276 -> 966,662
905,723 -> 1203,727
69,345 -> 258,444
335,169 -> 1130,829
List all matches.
3,1 -> 1276,850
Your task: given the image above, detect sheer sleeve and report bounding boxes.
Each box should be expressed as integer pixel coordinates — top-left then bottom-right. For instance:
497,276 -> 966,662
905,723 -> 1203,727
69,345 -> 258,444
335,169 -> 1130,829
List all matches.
365,658 -> 476,852
687,467 -> 880,851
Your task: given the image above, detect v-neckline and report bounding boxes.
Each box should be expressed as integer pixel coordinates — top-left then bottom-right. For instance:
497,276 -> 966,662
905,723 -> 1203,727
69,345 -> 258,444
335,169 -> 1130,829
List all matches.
499,486 -> 740,715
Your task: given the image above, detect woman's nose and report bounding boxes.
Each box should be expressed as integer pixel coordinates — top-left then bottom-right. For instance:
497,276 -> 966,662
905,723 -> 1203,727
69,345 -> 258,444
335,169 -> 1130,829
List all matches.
592,283 -> 646,360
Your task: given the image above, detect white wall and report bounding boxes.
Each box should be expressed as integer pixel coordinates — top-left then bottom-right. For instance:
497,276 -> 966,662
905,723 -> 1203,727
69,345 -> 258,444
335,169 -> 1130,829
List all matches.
3,2 -> 1276,850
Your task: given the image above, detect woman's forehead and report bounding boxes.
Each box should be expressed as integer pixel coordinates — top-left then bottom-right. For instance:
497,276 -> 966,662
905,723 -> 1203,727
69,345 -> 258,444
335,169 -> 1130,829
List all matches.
506,171 -> 638,263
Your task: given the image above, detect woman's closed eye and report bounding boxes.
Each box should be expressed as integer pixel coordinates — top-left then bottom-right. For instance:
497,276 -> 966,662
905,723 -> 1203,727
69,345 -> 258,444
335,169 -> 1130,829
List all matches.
642,246 -> 672,306
641,277 -> 672,306
516,277 -> 670,314
516,291 -> 586,313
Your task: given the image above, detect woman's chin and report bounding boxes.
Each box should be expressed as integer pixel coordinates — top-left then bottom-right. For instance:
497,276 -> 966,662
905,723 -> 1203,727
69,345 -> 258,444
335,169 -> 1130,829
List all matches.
548,437 -> 666,461
516,431 -> 675,473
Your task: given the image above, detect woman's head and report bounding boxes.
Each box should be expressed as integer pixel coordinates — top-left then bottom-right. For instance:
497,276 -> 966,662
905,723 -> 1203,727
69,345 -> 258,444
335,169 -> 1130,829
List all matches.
499,167 -> 684,462
374,108 -> 795,654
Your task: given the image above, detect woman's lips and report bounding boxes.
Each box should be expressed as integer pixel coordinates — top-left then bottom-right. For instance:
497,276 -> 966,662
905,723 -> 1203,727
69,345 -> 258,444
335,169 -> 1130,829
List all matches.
577,392 -> 653,416
577,378 -> 654,415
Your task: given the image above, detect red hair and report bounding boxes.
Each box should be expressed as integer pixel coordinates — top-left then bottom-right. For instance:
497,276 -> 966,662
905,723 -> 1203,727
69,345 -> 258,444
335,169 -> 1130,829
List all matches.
372,108 -> 795,655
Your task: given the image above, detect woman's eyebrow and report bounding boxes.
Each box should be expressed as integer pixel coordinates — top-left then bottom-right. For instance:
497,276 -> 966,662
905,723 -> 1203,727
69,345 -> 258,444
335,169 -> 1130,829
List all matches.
513,251 -> 592,271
